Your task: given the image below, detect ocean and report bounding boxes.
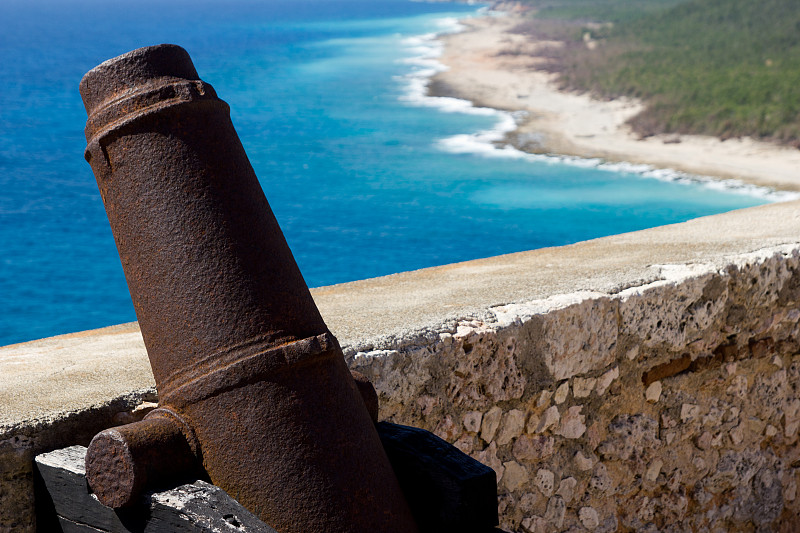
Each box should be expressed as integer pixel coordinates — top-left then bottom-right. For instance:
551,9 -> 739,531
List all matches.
0,0 -> 783,346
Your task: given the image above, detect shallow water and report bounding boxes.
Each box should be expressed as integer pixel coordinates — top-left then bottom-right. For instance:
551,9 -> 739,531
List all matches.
0,0 -> 777,345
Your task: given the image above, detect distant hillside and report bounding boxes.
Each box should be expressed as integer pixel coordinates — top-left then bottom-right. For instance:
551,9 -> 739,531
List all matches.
514,0 -> 800,146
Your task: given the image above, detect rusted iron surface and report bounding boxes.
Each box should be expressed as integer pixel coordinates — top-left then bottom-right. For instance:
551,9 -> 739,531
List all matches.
84,408 -> 200,508
80,44 -> 418,533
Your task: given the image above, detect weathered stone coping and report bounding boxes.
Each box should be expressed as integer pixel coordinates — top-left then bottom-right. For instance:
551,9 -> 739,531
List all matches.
4,200 -> 800,433
4,198 -> 800,531
320,198 -> 800,357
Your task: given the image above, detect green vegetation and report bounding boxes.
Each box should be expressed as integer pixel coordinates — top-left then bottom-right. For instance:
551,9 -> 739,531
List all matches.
520,0 -> 689,24
515,0 -> 800,146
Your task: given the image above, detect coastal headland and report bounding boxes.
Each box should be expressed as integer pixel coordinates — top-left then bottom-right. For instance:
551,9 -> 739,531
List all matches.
431,6 -> 800,192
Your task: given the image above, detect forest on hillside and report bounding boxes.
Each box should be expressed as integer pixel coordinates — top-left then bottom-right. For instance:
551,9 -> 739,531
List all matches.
514,0 -> 800,146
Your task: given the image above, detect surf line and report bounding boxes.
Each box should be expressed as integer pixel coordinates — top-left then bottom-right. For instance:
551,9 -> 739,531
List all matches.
394,12 -> 799,203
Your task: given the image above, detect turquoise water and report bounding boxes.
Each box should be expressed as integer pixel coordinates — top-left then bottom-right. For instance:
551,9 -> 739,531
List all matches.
0,0 -> 777,346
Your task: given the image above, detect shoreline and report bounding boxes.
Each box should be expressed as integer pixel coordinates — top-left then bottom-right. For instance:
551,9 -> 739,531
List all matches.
429,13 -> 800,193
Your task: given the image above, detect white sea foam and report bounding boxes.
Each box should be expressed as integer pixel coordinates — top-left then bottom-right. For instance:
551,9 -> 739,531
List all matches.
394,14 -> 799,204
395,18 -> 520,143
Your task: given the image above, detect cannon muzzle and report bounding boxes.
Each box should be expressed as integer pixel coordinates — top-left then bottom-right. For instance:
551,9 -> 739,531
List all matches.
80,44 -> 418,533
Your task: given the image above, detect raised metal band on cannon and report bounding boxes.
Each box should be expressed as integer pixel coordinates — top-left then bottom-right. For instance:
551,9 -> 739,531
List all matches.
80,44 -> 418,533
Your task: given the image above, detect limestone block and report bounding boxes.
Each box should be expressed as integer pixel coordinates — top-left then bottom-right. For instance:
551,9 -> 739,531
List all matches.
518,492 -> 541,515
521,516 -> 547,533
730,424 -> 744,445
535,297 -> 618,381
579,506 -> 600,530
474,442 -> 504,482
574,451 -> 594,471
554,381 -> 570,405
626,346 -> 640,361
573,377 -> 596,398
556,477 -> 577,503
352,348 -> 419,410
666,469 -> 683,493
513,435 -> 554,463
681,403 -> 701,423
525,413 -> 541,434
589,464 -> 613,493
646,459 -> 663,482
750,369 -> 788,421
729,251 -> 794,310
536,406 -> 560,434
619,268 -> 726,350
544,496 -> 566,528
453,434 -> 474,454
463,411 -> 483,434
536,390 -> 553,408
481,406 -> 503,443
417,395 -> 440,417
695,431 -> 712,451
692,456 -> 707,473
434,415 -> 460,441
645,381 -> 662,403
502,461 -> 528,492
584,421 -> 604,450
595,366 -> 618,396
635,495 -> 655,523
556,406 -> 586,439
597,414 -> 659,461
534,469 -> 555,497
450,328 -> 527,404
496,409 -> 526,445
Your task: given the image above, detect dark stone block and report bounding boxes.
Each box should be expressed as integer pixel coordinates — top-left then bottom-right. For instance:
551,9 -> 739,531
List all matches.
377,422 -> 499,533
35,446 -> 277,533
37,429 -> 500,533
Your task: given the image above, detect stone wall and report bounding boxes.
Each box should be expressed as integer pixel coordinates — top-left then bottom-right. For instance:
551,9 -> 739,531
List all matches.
4,199 -> 800,532
350,244 -> 800,532
0,390 -> 156,533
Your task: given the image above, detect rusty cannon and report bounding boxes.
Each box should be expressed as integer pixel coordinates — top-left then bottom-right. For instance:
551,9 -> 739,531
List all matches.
78,45 -> 498,533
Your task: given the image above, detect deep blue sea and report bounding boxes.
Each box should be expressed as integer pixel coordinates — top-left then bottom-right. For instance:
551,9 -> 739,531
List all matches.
0,0 -> 786,346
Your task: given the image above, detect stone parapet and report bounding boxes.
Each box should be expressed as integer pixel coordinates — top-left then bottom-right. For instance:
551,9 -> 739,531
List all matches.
3,199 -> 800,531
351,244 -> 800,531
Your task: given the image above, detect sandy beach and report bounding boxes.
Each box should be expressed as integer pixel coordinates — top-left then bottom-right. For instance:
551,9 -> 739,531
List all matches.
432,14 -> 800,192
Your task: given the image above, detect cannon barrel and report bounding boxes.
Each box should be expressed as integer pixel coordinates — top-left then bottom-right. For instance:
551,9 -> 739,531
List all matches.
80,44 -> 418,533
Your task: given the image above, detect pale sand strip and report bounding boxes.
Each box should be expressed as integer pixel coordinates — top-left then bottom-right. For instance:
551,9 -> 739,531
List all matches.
433,15 -> 800,192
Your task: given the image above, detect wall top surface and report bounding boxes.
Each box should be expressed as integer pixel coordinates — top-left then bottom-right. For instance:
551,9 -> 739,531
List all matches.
3,199 -> 800,432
